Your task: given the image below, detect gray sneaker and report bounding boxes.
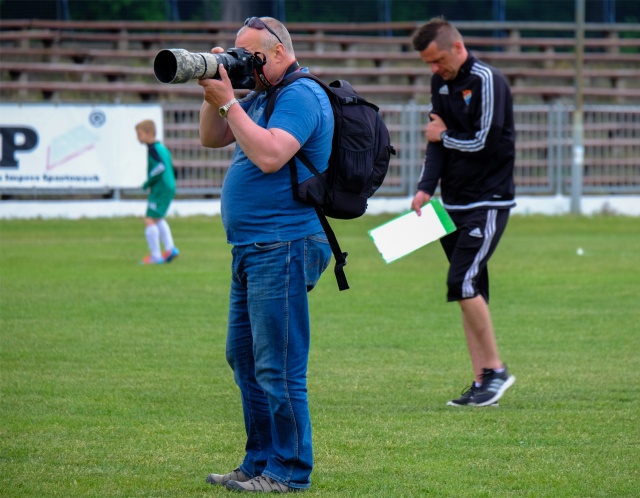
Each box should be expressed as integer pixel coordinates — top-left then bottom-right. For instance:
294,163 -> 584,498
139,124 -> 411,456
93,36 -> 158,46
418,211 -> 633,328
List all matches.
468,367 -> 515,407
447,382 -> 499,407
226,475 -> 292,493
206,468 -> 249,486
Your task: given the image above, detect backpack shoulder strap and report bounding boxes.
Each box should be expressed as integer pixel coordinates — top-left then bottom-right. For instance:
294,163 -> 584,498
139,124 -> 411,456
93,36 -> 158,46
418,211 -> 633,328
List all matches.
263,72 -> 349,291
314,206 -> 349,291
264,71 -> 330,121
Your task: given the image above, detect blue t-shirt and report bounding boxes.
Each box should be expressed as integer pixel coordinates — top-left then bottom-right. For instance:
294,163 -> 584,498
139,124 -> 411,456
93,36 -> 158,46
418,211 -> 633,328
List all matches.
221,71 -> 334,245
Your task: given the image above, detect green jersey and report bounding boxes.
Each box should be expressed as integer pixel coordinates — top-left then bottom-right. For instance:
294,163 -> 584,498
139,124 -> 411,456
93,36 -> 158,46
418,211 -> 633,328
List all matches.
144,141 -> 176,218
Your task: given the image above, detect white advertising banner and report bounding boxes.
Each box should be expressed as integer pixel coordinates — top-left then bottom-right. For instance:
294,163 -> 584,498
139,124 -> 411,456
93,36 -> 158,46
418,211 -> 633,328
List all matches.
0,104 -> 163,189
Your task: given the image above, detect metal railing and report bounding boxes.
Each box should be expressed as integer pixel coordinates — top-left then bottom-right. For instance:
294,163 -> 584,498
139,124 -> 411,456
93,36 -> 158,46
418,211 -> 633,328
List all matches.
164,103 -> 640,197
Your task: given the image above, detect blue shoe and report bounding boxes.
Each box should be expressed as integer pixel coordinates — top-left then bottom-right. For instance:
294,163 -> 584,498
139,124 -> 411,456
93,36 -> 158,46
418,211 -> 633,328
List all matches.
163,247 -> 179,263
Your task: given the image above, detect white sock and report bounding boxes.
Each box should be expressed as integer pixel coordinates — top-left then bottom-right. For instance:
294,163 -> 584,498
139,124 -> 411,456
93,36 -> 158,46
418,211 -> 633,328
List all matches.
145,224 -> 162,260
157,219 -> 174,251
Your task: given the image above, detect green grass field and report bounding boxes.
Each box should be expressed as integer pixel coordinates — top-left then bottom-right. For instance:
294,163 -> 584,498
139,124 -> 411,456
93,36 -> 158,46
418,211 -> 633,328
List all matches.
1,214 -> 638,497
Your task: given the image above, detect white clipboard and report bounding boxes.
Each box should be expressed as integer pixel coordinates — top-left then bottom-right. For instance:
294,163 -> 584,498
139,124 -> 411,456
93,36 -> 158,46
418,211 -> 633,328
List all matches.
368,199 -> 457,264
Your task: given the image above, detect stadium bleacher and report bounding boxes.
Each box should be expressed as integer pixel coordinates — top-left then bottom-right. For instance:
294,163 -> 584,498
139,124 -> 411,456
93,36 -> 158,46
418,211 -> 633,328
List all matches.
1,20 -> 639,105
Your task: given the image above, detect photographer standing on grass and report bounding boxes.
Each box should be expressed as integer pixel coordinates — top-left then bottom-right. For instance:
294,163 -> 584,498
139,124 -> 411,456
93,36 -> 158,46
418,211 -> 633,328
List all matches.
410,18 -> 516,407
198,17 -> 333,493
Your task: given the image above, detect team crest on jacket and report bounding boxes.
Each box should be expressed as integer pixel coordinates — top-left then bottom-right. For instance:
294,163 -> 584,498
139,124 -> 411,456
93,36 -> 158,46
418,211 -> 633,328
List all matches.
462,89 -> 472,105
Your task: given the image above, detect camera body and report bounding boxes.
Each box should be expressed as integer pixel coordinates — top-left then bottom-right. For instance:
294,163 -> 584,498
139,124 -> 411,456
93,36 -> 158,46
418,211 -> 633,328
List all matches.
153,47 -> 256,89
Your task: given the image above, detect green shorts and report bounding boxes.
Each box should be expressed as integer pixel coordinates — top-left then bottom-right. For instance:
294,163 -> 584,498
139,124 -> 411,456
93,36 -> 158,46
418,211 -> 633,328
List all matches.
146,194 -> 173,218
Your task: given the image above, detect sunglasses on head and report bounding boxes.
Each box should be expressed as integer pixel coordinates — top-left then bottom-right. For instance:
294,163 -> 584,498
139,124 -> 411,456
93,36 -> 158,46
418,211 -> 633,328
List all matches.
244,17 -> 283,45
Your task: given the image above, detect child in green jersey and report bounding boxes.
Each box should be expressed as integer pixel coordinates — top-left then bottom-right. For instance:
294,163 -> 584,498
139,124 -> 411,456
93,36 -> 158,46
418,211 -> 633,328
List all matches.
135,120 -> 179,265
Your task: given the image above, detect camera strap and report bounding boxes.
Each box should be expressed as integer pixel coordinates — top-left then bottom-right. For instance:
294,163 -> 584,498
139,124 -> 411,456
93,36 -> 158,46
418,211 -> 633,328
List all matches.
256,57 -> 300,89
282,60 -> 301,79
241,59 -> 299,104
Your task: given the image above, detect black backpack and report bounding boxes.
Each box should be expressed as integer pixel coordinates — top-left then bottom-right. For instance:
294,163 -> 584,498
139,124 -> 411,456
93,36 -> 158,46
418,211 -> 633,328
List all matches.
265,72 -> 396,291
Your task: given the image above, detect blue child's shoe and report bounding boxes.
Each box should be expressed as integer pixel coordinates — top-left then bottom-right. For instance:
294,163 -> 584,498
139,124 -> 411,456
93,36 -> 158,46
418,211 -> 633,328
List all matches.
163,247 -> 179,263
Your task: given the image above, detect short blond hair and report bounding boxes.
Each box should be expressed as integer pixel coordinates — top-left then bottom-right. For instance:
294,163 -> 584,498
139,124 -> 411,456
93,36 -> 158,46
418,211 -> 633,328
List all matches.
135,119 -> 156,136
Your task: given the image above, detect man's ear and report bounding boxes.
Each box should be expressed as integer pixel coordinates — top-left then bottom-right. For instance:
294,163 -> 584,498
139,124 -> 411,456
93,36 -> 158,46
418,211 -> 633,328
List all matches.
272,43 -> 285,62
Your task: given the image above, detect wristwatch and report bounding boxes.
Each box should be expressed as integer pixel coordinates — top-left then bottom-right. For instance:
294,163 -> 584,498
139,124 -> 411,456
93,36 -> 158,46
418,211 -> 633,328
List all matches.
219,98 -> 239,117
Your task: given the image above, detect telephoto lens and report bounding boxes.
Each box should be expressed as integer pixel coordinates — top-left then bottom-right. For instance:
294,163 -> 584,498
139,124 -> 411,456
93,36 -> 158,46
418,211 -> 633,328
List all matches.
153,49 -> 222,84
153,47 -> 255,88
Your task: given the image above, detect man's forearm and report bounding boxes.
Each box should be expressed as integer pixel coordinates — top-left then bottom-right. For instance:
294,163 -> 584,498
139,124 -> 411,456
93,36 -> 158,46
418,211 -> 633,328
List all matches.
418,143 -> 444,194
199,100 -> 234,148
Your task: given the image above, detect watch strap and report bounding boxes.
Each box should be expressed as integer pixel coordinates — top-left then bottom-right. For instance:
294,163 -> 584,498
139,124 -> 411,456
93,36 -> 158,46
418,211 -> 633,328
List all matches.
219,98 -> 239,117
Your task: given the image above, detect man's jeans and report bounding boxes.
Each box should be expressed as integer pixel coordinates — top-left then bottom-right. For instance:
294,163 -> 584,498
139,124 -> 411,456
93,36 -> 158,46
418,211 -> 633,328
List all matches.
226,234 -> 331,489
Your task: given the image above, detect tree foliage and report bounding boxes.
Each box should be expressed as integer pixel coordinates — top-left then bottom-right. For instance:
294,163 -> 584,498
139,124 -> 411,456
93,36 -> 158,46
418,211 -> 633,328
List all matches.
0,0 -> 637,23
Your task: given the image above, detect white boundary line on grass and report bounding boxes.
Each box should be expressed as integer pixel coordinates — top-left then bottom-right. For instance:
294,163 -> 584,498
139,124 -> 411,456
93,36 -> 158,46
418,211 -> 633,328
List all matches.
0,195 -> 639,219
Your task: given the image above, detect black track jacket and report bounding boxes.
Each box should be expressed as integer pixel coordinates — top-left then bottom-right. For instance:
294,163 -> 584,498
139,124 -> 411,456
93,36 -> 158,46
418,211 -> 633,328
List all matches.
418,53 -> 516,211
